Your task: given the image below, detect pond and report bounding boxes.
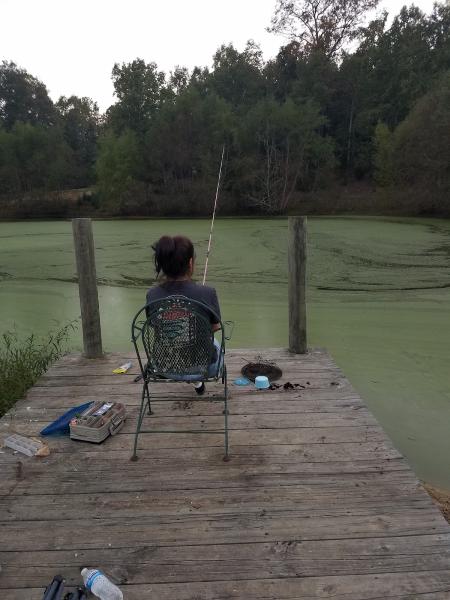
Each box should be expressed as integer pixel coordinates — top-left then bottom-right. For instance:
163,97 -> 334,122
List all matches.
1,217 -> 450,488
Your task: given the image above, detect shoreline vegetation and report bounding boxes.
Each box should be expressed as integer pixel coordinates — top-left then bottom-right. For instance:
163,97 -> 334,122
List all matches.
425,485 -> 450,524
1,182 -> 449,220
1,2 -> 450,219
0,323 -> 76,418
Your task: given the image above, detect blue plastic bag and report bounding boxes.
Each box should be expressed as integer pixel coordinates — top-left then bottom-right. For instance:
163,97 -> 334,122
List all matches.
40,402 -> 94,436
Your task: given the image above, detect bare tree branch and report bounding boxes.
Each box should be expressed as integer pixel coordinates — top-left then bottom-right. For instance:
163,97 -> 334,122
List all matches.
269,0 -> 380,58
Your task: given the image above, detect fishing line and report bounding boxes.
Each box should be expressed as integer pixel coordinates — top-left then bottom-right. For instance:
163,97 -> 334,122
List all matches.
202,144 -> 225,286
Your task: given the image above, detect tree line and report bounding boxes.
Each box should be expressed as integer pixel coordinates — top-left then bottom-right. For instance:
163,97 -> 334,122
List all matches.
1,0 -> 450,216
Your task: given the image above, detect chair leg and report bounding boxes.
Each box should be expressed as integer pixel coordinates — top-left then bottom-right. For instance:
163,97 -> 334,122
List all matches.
223,365 -> 230,462
131,383 -> 150,461
222,363 -> 229,415
144,381 -> 153,415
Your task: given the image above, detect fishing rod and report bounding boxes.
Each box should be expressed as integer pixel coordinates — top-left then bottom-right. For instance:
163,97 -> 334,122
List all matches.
202,144 -> 225,286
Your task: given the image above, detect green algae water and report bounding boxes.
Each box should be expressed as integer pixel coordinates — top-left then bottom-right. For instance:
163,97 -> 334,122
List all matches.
1,217 -> 450,488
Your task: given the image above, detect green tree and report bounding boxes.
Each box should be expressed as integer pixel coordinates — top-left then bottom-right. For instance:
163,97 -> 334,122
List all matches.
0,123 -> 72,193
237,97 -> 334,213
332,4 -> 448,179
168,66 -> 190,95
264,41 -> 303,102
145,87 -> 233,198
375,6 -> 435,127
0,127 -> 18,193
0,61 -> 56,129
96,130 -> 142,208
429,3 -> 450,73
56,95 -> 100,186
107,59 -> 166,137
392,73 -> 450,197
373,122 -> 394,187
335,13 -> 389,178
210,42 -> 265,109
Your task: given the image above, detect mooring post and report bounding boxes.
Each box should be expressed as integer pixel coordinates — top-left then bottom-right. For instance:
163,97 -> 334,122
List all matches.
288,216 -> 307,354
72,218 -> 103,358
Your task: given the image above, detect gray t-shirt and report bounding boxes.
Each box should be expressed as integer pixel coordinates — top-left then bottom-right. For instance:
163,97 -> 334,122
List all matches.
146,280 -> 221,325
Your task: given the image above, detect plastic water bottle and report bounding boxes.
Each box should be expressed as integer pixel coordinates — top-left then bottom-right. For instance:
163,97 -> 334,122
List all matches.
81,568 -> 123,600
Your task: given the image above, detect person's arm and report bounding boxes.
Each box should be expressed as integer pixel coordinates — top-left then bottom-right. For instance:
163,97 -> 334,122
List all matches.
209,288 -> 222,332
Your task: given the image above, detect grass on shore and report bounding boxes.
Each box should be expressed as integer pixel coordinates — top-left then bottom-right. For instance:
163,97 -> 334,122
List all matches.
425,484 -> 450,524
0,322 -> 76,418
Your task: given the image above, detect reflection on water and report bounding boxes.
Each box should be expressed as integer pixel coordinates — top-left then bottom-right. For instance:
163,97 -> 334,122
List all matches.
1,217 -> 450,488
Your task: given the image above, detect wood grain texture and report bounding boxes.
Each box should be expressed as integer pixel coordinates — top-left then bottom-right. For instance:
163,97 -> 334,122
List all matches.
72,218 -> 103,358
288,216 -> 307,353
1,347 -> 449,598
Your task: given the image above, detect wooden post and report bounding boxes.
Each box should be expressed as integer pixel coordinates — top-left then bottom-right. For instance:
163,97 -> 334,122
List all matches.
288,216 -> 307,354
72,218 -> 103,358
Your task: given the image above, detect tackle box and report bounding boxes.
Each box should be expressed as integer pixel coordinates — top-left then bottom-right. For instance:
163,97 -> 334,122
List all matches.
69,401 -> 126,443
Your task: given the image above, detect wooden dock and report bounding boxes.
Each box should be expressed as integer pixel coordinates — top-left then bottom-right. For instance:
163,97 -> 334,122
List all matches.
1,348 -> 450,599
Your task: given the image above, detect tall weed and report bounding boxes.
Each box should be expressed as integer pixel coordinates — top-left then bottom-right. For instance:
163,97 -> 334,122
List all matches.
0,322 -> 77,417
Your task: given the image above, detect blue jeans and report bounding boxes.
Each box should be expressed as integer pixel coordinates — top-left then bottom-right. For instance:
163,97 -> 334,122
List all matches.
170,339 -> 223,382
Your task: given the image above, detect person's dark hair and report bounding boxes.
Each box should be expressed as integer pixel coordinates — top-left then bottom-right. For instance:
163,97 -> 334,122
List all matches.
152,235 -> 194,278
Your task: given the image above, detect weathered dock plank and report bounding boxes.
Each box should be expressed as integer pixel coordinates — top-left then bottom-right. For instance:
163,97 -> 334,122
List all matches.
1,348 -> 449,599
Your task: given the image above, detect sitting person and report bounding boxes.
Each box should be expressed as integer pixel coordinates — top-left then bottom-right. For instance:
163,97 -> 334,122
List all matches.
146,235 -> 222,395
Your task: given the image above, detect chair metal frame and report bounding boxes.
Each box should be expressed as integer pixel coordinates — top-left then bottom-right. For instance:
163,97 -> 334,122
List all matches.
130,295 -> 229,461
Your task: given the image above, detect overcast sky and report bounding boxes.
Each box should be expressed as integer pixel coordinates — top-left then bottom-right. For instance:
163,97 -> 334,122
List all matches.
1,0 -> 440,112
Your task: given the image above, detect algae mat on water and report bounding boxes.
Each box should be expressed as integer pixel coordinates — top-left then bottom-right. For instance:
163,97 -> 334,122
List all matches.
1,217 -> 450,488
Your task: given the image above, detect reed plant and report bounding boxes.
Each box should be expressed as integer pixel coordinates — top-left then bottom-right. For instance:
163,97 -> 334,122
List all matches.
0,322 -> 77,417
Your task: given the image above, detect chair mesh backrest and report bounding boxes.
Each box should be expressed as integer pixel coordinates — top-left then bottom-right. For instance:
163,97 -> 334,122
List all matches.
141,296 -> 215,378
